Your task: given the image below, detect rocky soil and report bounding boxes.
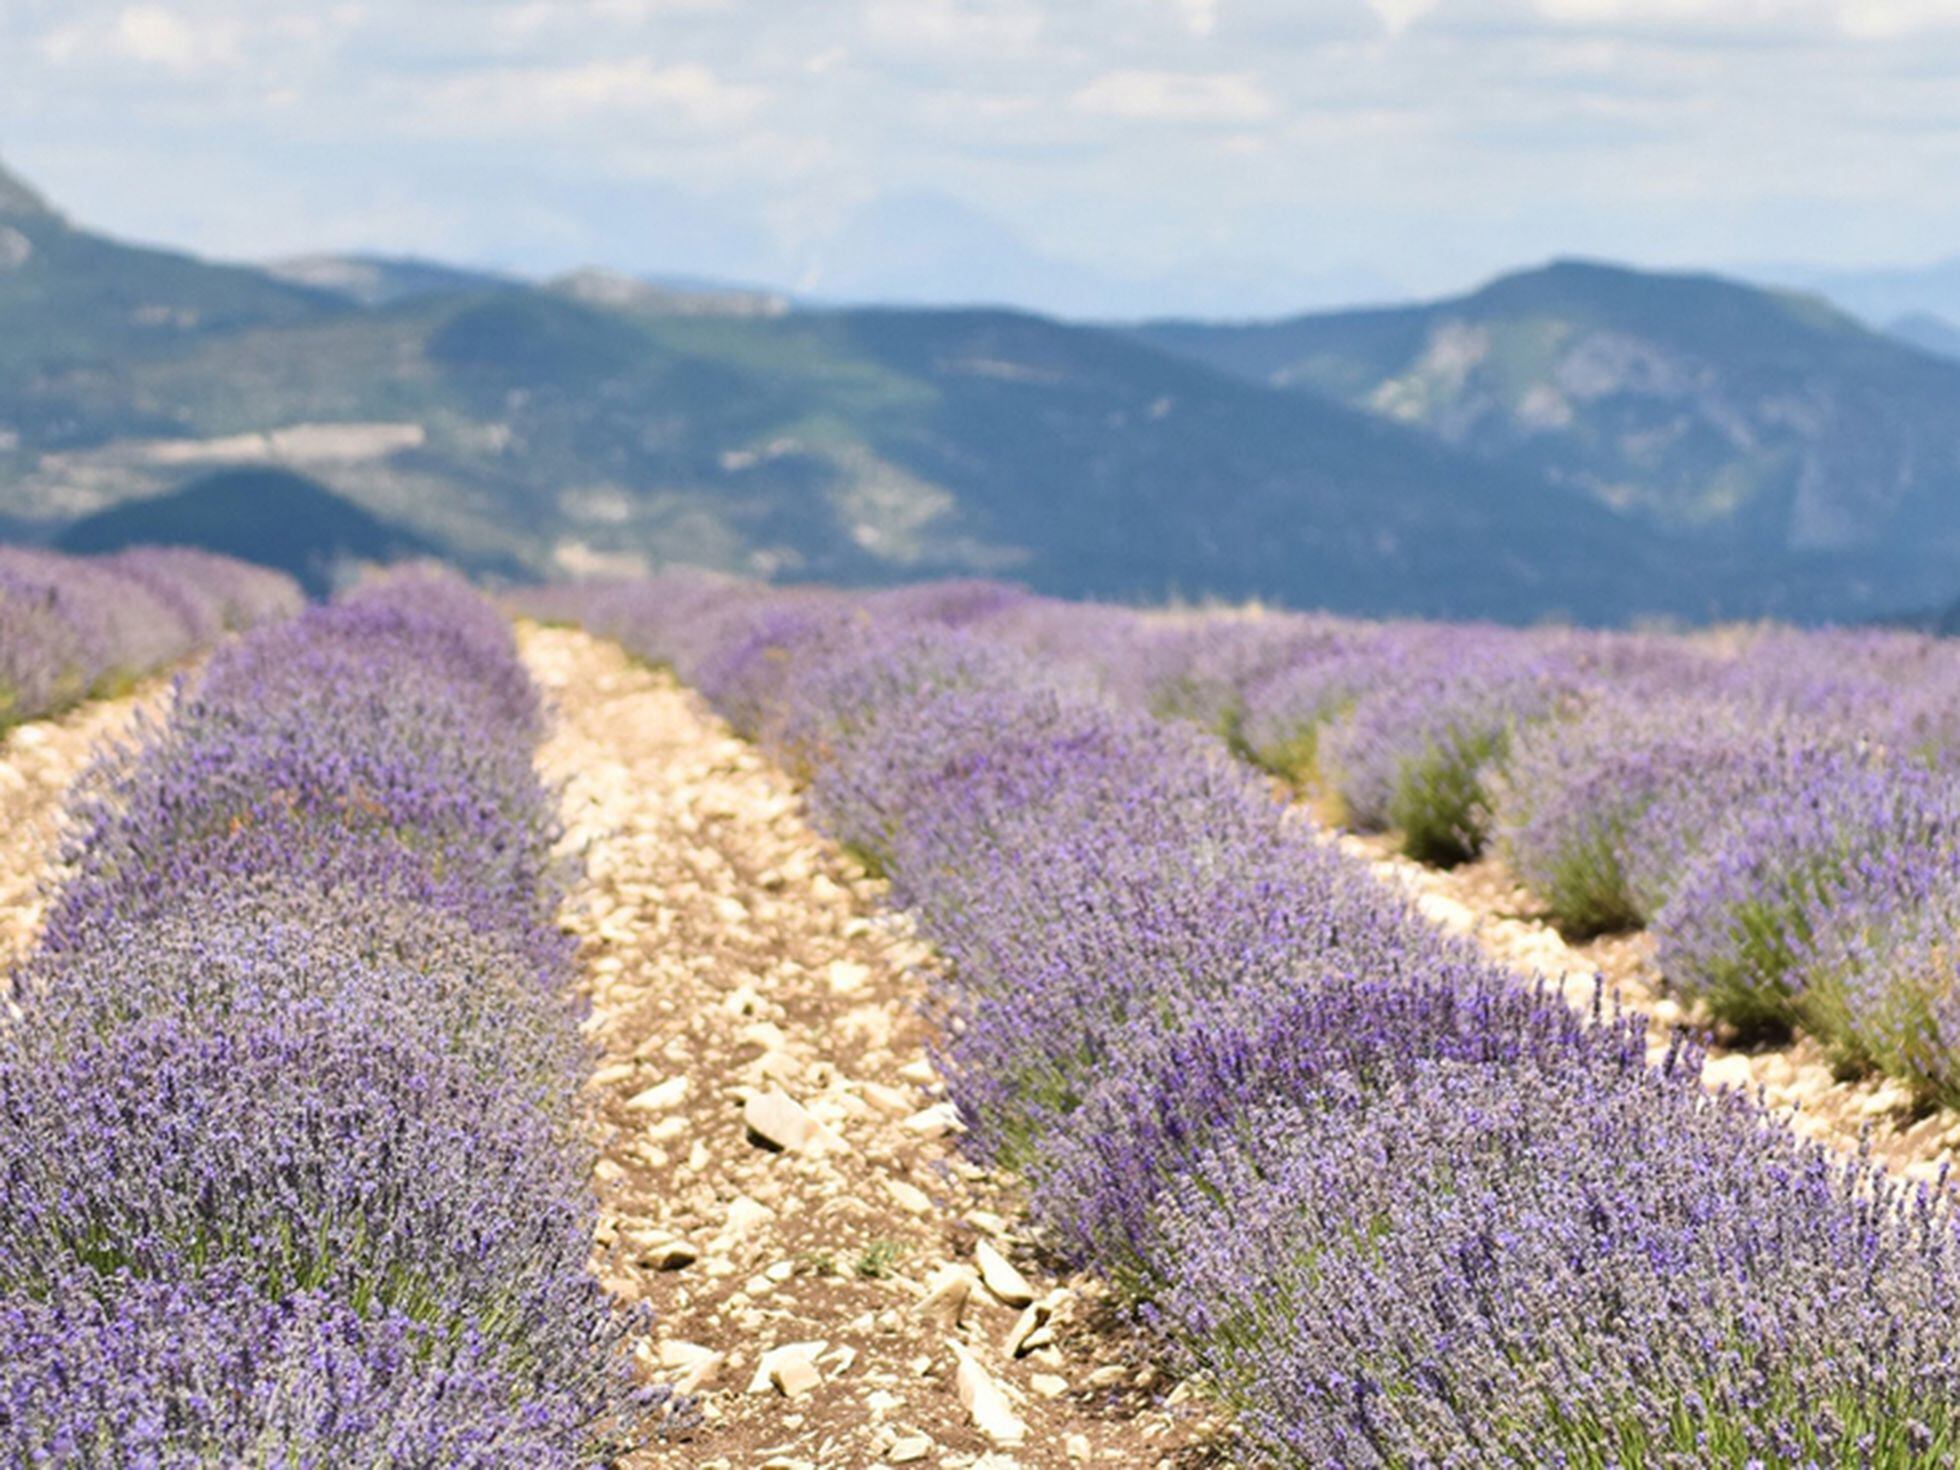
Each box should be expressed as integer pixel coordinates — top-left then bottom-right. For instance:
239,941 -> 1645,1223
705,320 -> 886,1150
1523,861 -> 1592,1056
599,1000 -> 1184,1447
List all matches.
523,625 -> 1228,1470
0,679 -> 172,973
1346,833 -> 1960,1184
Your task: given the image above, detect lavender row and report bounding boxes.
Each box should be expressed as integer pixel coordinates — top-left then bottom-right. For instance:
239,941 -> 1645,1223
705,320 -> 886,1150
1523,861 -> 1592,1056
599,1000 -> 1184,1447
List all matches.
0,545 -> 300,728
898,584 -> 1960,1110
531,572 -> 1960,1467
2,573 -> 662,1465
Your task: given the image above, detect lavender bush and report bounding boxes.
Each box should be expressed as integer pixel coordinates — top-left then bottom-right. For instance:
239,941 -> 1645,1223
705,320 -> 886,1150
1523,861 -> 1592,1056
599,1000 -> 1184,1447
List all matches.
1318,645 -> 1573,864
1655,757 -> 1960,1045
2,572 -> 663,1465
0,545 -> 298,726
533,573 -> 1960,1468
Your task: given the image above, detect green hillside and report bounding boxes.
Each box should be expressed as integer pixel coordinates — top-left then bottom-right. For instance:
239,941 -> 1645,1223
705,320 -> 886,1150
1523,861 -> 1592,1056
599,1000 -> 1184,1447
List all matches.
1135,261 -> 1960,611
56,467 -> 438,596
7,156 -> 1960,624
0,168 -> 338,386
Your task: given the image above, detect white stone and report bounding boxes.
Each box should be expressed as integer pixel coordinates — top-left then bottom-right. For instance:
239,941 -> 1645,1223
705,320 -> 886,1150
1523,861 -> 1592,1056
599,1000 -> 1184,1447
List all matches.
748,1340 -> 828,1396
950,1342 -> 1027,1447
826,959 -> 871,994
743,1088 -> 841,1153
625,1075 -> 690,1112
1701,1054 -> 1755,1091
974,1240 -> 1035,1308
901,1101 -> 963,1138
915,1264 -> 974,1328
724,1195 -> 776,1238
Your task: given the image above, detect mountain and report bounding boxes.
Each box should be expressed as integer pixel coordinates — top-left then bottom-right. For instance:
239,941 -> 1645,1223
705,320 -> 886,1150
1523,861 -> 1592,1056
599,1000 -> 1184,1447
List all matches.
1774,256 -> 1960,330
1891,311 -> 1960,363
261,254 -> 518,308
3,156 -> 1957,624
55,467 -> 438,596
0,165 -> 337,399
0,161 -> 55,219
796,192 -> 1402,320
1135,260 -> 1960,614
797,192 -> 1123,314
0,156 -> 1692,622
549,268 -> 790,319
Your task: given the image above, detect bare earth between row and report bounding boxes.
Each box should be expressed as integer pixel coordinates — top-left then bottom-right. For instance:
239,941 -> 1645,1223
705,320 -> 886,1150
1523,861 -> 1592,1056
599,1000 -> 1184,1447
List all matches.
524,625 -> 1226,1470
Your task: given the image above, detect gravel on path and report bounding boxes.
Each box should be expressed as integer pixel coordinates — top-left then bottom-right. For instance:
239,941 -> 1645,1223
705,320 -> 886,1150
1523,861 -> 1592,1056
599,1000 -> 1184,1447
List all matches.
0,679 -> 174,974
524,625 -> 1228,1470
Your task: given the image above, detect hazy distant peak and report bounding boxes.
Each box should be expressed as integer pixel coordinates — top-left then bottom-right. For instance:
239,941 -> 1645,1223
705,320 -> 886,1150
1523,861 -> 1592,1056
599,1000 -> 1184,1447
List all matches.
0,158 -> 57,219
550,266 -> 789,318
1890,310 -> 1960,363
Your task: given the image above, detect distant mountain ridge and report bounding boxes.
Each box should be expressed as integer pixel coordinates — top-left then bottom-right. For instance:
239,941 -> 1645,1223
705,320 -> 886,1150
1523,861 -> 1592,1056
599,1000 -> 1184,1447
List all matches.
261,254 -> 518,308
1891,311 -> 1960,363
0,161 -> 54,218
1777,256 -> 1960,331
3,156 -> 1960,624
1135,260 -> 1960,614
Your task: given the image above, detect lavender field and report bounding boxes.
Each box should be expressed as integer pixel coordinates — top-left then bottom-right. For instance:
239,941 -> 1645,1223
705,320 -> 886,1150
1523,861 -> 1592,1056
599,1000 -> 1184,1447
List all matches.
3,572 -> 671,1464
533,571 -> 1960,1467
0,547 -> 298,728
15,557 -> 1960,1465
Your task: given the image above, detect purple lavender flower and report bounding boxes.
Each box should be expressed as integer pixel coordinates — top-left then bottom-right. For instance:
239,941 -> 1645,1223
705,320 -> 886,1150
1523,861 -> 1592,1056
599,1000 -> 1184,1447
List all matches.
5,570 -> 665,1465
527,572 -> 1960,1466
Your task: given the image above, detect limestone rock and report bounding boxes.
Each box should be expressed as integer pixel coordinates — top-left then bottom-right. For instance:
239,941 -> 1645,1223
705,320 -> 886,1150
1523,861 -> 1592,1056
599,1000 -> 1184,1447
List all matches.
628,1234 -> 698,1271
657,1339 -> 725,1392
724,1194 -> 776,1238
625,1075 -> 690,1112
974,1240 -> 1034,1308
749,1340 -> 828,1397
914,1263 -> 974,1328
1004,1299 -> 1055,1357
901,1101 -> 962,1138
950,1341 -> 1027,1447
744,1087 -> 842,1153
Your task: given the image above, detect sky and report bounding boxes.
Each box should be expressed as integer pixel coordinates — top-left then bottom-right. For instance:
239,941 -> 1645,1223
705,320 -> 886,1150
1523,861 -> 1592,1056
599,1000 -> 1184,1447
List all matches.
3,0 -> 1959,317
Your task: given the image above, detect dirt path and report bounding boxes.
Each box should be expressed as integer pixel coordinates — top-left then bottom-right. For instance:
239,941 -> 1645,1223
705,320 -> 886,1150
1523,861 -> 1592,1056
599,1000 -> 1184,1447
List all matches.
1344,833 -> 1960,1185
523,625 -> 1225,1470
0,682 -> 173,975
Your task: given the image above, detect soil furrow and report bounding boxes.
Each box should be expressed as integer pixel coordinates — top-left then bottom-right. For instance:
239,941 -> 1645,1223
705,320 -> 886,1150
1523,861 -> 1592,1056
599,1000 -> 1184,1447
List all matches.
0,681 -> 172,974
525,625 -> 1225,1470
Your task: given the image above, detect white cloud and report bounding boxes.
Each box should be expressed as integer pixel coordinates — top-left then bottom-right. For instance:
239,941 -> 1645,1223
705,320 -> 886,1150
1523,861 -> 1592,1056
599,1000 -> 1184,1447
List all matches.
859,0 -> 1045,54
1369,0 -> 1441,35
1072,69 -> 1277,123
1174,0 -> 1222,38
39,5 -> 241,71
1527,0 -> 1960,35
428,59 -> 765,130
1833,0 -> 1960,39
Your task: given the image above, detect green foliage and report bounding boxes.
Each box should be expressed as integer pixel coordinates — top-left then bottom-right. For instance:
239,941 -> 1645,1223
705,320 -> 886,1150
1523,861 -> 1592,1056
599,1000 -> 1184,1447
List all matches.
1252,727 -> 1322,788
1390,730 -> 1506,867
853,1239 -> 908,1279
1535,822 -> 1642,938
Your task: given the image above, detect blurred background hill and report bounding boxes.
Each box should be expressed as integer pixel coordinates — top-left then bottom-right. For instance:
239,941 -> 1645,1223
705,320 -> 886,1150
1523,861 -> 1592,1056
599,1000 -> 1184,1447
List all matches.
6,153 -> 1960,624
